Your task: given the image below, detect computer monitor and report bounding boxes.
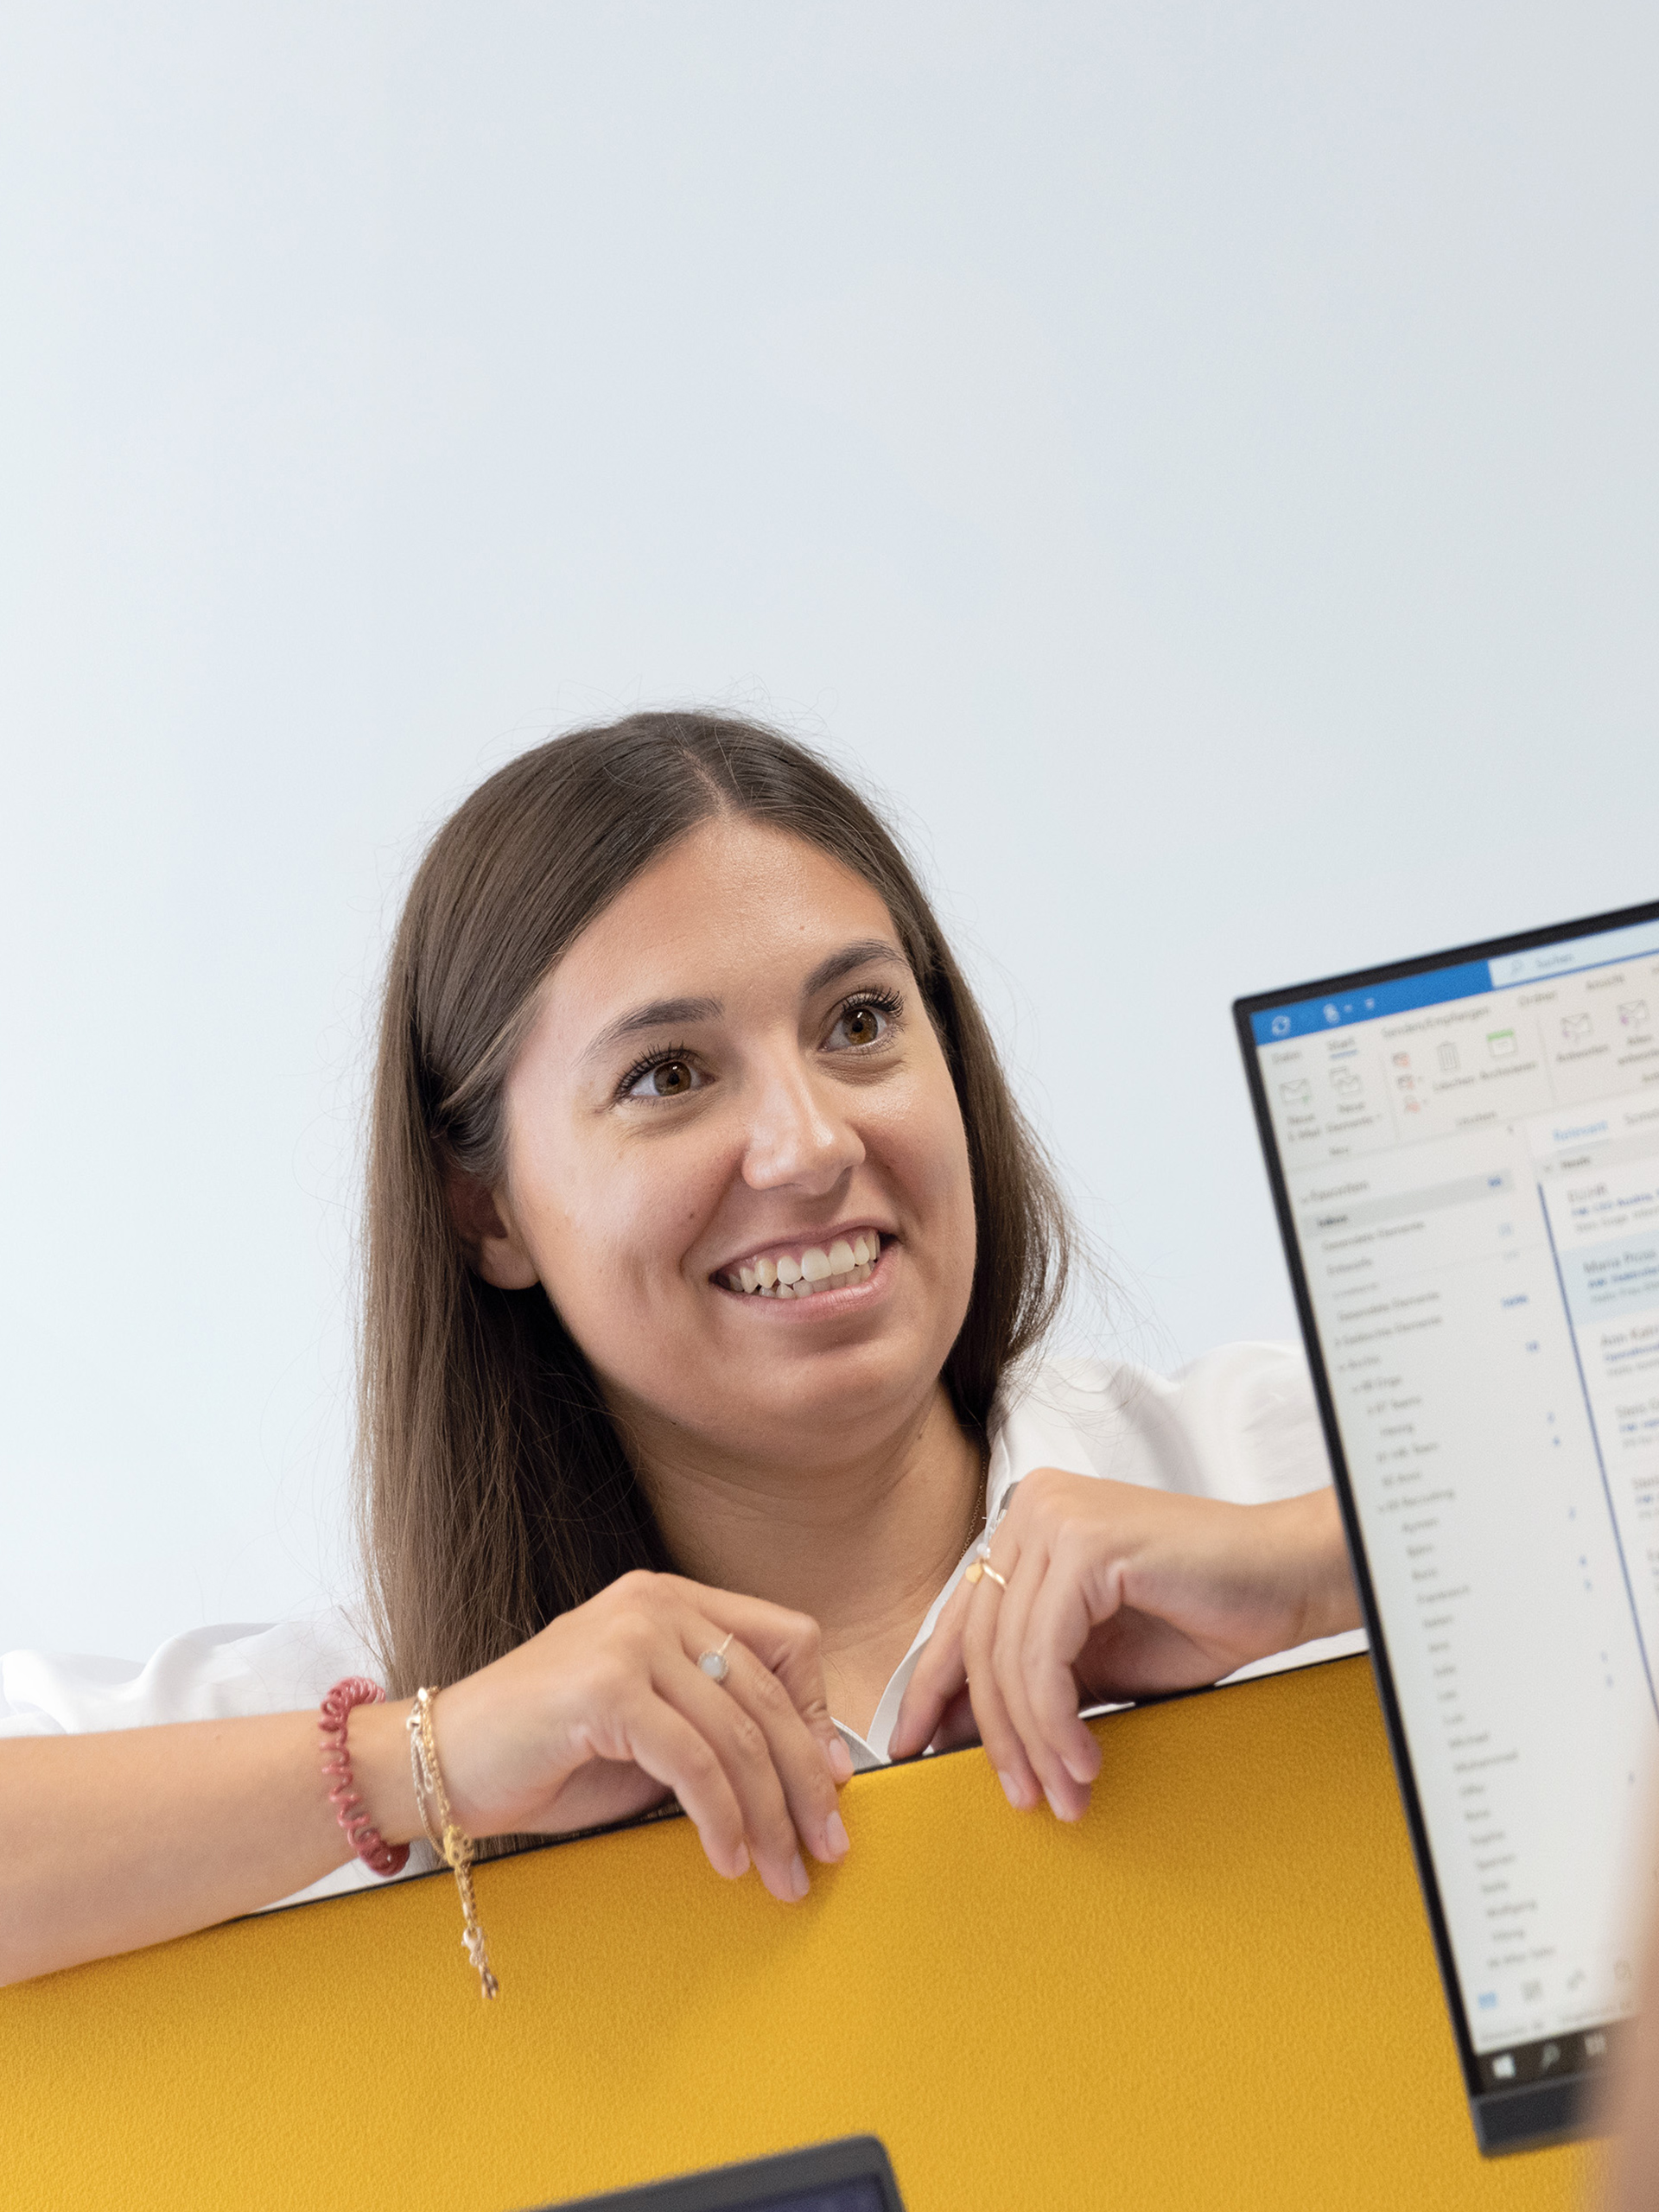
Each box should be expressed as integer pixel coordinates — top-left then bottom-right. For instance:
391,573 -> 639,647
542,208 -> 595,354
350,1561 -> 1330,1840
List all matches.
1236,899 -> 1659,2154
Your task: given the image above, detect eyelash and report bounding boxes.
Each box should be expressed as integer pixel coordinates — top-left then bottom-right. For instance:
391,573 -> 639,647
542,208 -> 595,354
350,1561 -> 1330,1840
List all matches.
616,1042 -> 698,1101
836,986 -> 903,1036
614,987 -> 904,1103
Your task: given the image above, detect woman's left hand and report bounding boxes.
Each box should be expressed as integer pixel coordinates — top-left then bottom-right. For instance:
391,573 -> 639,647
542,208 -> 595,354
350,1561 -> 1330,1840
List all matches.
888,1471 -> 1359,1818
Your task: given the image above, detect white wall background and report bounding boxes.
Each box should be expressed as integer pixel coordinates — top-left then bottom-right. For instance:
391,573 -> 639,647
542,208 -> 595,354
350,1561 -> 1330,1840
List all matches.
3,3 -> 1656,1662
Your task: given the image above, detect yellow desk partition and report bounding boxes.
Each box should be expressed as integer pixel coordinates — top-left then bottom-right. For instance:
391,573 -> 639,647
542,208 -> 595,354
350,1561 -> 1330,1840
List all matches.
3,1656 -> 1599,2210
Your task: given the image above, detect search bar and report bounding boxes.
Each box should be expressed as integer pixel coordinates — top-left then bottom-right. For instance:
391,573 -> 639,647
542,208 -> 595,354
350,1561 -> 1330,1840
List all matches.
1489,920 -> 1659,989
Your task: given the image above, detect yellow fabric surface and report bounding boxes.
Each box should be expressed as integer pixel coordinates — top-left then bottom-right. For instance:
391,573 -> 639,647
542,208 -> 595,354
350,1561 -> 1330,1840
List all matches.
3,1655 -> 1599,2209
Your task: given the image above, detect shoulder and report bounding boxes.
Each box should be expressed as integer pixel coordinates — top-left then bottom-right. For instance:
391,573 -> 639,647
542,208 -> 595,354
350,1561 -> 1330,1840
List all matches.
989,1343 -> 1329,1507
0,1609 -> 380,1738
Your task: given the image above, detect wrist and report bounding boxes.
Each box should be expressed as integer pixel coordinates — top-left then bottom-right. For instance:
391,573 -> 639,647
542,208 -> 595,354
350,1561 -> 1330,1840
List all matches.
339,1697 -> 421,1849
1289,1488 -> 1363,1644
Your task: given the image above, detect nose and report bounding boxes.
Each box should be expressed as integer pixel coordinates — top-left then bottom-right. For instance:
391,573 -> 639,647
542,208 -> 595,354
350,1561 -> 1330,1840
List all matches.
740,1053 -> 864,1197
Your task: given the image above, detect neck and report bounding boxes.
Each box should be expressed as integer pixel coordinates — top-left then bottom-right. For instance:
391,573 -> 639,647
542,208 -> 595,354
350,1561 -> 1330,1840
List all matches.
622,1382 -> 984,1739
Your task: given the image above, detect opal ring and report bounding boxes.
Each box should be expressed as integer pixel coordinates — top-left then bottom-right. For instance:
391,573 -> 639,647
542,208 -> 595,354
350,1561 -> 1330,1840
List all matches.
697,1631 -> 736,1683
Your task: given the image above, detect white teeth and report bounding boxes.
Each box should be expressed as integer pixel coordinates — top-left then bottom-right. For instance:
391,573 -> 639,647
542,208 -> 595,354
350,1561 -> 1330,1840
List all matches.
723,1233 -> 885,1298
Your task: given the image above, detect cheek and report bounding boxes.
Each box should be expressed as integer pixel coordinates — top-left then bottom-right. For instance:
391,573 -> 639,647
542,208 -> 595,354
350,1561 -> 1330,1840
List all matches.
518,1130 -> 719,1327
879,1070 -> 976,1266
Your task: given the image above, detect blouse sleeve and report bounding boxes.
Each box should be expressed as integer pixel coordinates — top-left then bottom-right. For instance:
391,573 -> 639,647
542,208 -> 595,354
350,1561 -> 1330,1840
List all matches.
0,1612 -> 380,1738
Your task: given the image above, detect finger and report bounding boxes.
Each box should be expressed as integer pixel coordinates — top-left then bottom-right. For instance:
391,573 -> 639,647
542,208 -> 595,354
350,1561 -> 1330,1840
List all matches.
708,1630 -> 850,1868
659,1645 -> 812,1903
988,1540 -> 1091,1821
958,1557 -> 1044,1812
1020,1544 -> 1109,1791
928,1682 -> 981,1752
888,1581 -> 972,1759
611,1693 -> 751,1882
677,1585 -> 853,1784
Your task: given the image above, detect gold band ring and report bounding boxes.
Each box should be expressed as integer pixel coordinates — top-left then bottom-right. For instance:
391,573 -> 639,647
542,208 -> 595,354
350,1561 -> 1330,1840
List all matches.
964,1550 -> 1008,1590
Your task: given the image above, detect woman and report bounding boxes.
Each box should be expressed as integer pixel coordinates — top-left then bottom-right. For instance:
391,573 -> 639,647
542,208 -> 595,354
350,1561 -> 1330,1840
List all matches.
0,712 -> 1363,1986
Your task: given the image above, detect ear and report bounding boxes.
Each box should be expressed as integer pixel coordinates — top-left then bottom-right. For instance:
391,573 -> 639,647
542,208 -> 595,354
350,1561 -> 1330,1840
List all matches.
442,1158 -> 541,1290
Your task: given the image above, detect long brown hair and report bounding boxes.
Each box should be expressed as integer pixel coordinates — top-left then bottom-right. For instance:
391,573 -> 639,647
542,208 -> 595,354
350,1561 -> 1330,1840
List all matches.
356,711 -> 1073,1700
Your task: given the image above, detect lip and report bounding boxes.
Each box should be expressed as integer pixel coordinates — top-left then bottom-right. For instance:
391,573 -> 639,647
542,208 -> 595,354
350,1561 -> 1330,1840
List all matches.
705,1224 -> 896,1281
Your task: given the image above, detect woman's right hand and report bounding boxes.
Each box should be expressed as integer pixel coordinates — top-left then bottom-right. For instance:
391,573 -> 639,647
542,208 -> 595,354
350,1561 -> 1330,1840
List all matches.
411,1572 -> 854,1901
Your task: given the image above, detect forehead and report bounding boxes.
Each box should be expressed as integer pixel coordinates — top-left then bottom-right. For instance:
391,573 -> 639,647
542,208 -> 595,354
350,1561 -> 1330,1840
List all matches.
540,817 -> 901,1037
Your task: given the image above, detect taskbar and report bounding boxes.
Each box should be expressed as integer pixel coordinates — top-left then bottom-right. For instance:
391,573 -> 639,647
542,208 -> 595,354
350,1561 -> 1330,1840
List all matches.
1476,2018 -> 1629,2094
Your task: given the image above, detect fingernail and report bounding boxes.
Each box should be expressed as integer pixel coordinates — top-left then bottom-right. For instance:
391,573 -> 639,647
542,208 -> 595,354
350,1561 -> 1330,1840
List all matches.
731,1843 -> 750,1878
791,1852 -> 810,1899
997,1770 -> 1025,1809
825,1735 -> 855,1782
1062,1754 -> 1097,1788
823,1809 -> 850,1860
1042,1784 -> 1071,1821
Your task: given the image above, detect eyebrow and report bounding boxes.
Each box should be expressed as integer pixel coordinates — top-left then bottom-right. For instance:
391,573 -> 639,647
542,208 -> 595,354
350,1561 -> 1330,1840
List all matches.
582,995 -> 723,1064
582,941 -> 909,1065
800,938 -> 909,997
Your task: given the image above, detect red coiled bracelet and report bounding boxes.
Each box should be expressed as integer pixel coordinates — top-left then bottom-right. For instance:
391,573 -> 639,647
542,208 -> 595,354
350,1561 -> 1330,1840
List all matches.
319,1676 -> 410,1878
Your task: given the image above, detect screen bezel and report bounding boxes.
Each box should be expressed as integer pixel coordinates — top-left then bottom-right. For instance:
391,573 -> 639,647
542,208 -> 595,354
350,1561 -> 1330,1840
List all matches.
1234,893 -> 1659,2156
533,2133 -> 906,2210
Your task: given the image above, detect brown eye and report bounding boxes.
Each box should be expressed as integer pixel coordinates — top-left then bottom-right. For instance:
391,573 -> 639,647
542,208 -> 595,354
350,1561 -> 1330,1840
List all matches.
830,1000 -> 893,1051
651,1059 -> 694,1096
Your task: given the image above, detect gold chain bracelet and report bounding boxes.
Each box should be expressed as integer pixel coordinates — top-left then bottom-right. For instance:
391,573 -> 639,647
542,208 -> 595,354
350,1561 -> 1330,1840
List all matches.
407,1686 -> 499,1999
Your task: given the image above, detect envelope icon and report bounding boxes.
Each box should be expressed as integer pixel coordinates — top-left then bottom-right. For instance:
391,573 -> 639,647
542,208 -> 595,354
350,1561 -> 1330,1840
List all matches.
1560,1013 -> 1592,1044
1280,1078 -> 1313,1109
1620,1000 -> 1649,1030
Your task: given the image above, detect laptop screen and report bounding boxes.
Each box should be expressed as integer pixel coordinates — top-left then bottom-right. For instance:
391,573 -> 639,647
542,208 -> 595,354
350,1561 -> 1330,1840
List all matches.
1238,905 -> 1659,2140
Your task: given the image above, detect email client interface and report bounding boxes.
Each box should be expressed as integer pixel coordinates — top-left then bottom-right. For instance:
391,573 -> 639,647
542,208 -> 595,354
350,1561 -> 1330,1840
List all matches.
1249,914 -> 1659,2095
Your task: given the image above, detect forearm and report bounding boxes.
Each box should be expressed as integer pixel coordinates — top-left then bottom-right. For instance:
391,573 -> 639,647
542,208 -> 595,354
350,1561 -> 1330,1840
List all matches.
1283,1486 -> 1363,1646
0,1701 -> 419,1986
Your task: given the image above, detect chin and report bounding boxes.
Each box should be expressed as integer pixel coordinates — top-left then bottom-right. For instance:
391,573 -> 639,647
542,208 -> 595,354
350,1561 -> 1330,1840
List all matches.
702,1332 -> 946,1459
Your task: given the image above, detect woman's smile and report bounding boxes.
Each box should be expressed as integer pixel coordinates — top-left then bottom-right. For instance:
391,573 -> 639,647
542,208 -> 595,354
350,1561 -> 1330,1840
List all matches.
714,1227 -> 887,1299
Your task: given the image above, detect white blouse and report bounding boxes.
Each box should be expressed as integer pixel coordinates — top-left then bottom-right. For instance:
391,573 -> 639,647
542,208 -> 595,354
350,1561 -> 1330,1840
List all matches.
0,1343 -> 1366,1910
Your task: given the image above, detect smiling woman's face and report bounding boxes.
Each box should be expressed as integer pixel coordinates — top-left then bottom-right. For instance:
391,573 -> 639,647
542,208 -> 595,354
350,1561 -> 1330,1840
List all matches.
474,814 -> 978,1474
